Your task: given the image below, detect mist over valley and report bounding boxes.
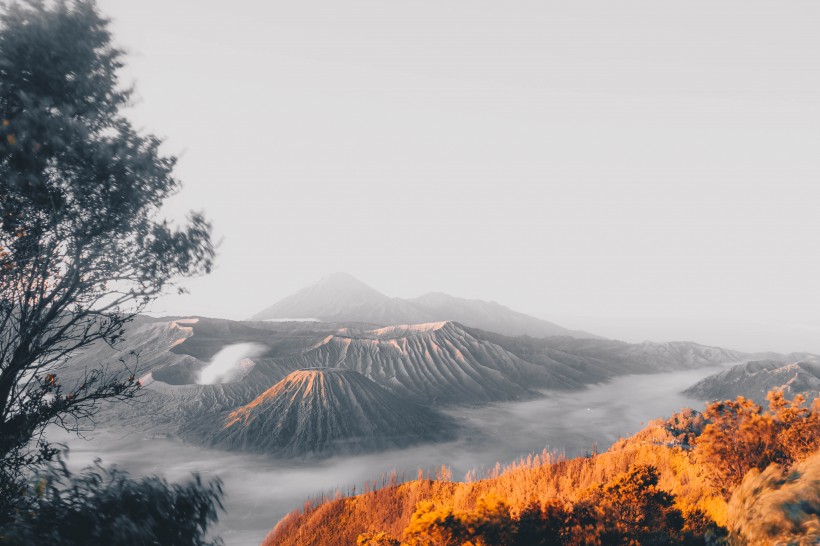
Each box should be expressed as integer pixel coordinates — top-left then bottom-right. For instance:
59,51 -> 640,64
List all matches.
55,364 -> 728,546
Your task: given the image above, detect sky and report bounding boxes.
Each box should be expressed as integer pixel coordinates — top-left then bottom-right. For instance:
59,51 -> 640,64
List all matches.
96,0 -> 820,354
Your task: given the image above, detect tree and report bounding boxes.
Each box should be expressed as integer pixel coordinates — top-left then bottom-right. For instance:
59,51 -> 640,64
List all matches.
403,501 -> 470,546
726,450 -> 820,546
694,397 -> 780,496
2,462 -> 224,546
767,391 -> 820,463
572,465 -> 685,546
514,500 -> 569,546
0,0 -> 213,519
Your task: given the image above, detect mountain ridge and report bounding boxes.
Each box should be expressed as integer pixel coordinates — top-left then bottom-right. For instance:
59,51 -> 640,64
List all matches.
276,321 -> 563,405
251,273 -> 599,339
59,315 -> 768,459
685,358 -> 820,404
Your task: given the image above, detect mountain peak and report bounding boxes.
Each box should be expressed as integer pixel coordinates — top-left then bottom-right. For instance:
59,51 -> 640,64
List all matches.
252,274 -> 601,339
250,273 -> 388,321
212,368 -> 454,457
316,272 -> 375,290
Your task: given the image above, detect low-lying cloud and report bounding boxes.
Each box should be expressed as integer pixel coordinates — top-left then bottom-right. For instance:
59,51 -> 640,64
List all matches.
198,342 -> 266,385
53,365 -> 732,545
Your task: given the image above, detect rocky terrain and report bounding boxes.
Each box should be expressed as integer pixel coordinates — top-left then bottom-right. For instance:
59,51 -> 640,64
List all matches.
57,309 -> 761,459
685,358 -> 820,404
196,369 -> 455,456
277,322 -> 566,404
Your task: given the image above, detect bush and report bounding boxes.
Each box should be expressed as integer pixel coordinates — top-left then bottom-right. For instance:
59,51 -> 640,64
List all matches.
727,451 -> 820,546
695,392 -> 820,497
0,462 -> 224,546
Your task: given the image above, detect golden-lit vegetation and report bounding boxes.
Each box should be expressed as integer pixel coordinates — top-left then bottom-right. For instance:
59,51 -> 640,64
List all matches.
727,450 -> 820,545
263,390 -> 820,545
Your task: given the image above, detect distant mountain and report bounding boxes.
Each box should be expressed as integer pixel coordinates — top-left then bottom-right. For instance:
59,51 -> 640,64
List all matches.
252,273 -> 395,322
473,329 -> 747,380
251,272 -> 598,339
684,359 -> 820,404
194,369 -> 455,457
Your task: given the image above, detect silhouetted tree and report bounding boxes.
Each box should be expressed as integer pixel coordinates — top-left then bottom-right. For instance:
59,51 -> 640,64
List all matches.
514,500 -> 569,546
2,462 -> 224,546
0,0 -> 213,523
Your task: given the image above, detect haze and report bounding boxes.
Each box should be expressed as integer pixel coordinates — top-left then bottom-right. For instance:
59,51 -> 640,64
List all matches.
97,0 -> 820,354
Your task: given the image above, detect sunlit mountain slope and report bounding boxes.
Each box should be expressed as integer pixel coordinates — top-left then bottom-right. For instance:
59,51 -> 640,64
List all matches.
200,369 -> 455,456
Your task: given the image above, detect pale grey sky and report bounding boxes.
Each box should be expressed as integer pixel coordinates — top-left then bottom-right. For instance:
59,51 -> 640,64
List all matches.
98,0 -> 820,354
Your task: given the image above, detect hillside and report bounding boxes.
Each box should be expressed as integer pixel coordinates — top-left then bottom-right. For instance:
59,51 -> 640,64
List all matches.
685,359 -> 820,404
194,369 -> 455,457
251,273 -> 598,339
262,391 -> 820,546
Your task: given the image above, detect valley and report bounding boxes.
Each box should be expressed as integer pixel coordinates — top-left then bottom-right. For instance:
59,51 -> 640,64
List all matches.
55,364 -> 727,546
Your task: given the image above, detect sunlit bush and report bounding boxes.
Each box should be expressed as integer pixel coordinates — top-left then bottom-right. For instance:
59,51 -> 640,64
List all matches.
264,391 -> 820,546
727,450 -> 820,546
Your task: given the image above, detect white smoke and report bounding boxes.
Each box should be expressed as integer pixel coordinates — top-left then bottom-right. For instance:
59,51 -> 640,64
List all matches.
197,342 -> 266,385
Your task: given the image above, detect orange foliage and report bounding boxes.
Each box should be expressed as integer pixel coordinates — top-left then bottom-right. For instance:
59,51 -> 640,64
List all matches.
402,494 -> 516,546
264,391 -> 820,546
572,465 -> 685,545
727,449 -> 820,545
357,531 -> 401,545
694,390 -> 820,497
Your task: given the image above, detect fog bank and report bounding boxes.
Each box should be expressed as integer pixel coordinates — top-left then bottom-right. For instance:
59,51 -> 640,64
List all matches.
52,365 -> 725,546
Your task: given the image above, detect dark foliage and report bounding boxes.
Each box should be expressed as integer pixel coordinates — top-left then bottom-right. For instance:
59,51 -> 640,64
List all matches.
0,0 -> 214,530
0,462 -> 224,546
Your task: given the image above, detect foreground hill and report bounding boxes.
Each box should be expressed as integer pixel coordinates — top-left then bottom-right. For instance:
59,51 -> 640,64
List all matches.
195,369 -> 454,457
685,359 -> 820,404
251,272 -> 598,339
263,391 -> 820,546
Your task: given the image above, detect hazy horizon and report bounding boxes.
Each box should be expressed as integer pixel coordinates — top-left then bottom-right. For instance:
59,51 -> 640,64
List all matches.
141,270 -> 819,355
98,0 -> 820,355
